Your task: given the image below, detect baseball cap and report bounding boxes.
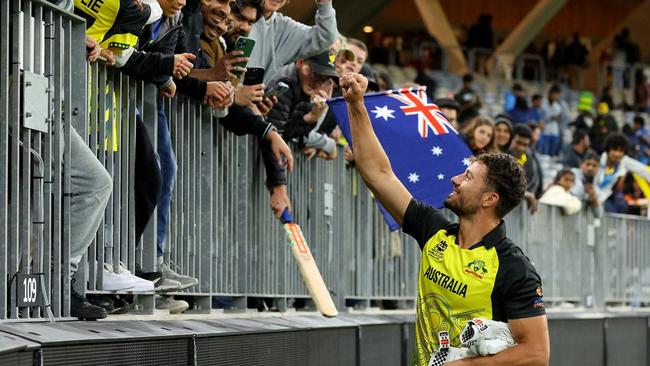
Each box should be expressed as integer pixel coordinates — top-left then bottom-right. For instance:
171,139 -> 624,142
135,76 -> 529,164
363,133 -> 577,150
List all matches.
305,49 -> 339,78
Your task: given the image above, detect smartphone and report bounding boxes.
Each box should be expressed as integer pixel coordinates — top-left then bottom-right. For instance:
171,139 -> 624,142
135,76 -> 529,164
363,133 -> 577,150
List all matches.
232,36 -> 256,78
264,82 -> 289,98
243,67 -> 265,86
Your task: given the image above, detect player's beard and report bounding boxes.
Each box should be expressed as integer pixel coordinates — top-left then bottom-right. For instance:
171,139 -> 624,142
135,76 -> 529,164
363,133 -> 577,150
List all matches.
444,195 -> 479,217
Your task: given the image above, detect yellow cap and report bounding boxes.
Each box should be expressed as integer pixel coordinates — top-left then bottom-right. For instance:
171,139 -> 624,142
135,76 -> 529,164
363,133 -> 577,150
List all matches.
597,102 -> 609,115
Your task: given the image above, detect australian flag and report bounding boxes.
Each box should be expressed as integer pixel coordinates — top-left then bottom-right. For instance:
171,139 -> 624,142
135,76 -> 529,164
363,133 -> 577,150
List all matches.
328,87 -> 473,230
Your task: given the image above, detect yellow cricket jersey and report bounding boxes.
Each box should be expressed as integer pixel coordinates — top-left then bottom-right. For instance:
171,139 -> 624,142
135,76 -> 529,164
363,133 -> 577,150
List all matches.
403,200 -> 545,366
74,0 -> 148,52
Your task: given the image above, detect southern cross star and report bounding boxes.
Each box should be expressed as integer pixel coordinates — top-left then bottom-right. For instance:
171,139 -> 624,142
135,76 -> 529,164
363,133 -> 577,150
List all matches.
371,105 -> 396,121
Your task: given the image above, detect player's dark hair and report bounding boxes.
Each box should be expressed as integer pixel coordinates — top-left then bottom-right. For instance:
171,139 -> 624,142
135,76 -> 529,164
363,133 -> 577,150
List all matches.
475,153 -> 527,218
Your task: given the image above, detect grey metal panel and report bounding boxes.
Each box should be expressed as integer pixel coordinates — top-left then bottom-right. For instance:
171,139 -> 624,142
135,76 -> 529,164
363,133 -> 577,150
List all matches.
605,317 -> 647,366
308,328 -> 357,366
548,318 -> 604,366
42,339 -> 189,366
359,324 -> 402,366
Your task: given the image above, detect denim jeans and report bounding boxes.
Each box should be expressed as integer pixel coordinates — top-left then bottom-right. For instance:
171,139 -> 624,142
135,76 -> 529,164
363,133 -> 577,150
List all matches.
68,127 -> 112,275
155,102 -> 177,257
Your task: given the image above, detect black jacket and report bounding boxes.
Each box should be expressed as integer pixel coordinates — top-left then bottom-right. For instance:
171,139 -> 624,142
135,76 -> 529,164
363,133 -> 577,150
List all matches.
136,13 -> 207,100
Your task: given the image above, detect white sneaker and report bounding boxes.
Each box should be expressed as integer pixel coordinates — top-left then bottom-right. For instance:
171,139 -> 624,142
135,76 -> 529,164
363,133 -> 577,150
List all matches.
117,262 -> 154,292
155,295 -> 189,314
102,264 -> 136,291
155,278 -> 182,292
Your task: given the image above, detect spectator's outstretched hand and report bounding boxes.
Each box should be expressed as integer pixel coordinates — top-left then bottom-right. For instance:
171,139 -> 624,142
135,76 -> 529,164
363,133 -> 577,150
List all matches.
302,147 -> 317,160
317,147 -> 337,160
213,50 -> 249,81
99,48 -> 116,66
340,73 -> 368,104
205,81 -> 231,103
86,36 -> 101,62
266,130 -> 294,172
269,185 -> 292,218
160,81 -> 177,98
235,83 -> 264,106
256,96 -> 277,116
173,53 -> 196,79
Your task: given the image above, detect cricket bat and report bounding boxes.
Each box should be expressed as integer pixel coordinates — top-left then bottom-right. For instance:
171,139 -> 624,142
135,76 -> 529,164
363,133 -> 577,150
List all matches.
281,209 -> 338,317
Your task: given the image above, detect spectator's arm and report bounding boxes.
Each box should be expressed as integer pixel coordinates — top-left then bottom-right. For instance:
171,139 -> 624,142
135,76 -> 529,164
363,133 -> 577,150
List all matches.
303,130 -> 336,154
219,105 -> 274,138
120,50 -> 175,80
276,1 -> 337,62
623,156 -> 650,181
175,76 -> 208,101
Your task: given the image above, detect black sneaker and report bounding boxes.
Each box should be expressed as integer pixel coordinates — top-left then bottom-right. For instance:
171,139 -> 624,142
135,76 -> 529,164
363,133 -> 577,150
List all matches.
71,290 -> 107,320
110,296 -> 130,315
135,268 -> 163,286
87,295 -> 115,313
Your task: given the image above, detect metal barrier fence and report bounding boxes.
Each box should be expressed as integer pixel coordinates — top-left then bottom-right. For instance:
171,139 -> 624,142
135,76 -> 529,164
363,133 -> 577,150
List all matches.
3,0 -> 650,321
0,0 -> 86,320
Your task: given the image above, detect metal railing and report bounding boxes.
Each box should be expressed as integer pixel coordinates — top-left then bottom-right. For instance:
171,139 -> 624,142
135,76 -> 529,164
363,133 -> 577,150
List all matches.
3,0 -> 650,321
0,0 -> 87,320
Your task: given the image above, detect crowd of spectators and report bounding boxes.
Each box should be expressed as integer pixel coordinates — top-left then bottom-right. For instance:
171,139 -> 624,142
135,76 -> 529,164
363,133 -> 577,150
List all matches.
51,0 -> 650,320
447,73 -> 650,220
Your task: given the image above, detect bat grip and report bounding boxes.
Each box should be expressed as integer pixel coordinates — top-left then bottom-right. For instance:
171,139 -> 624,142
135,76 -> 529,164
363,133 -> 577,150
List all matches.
280,208 -> 293,224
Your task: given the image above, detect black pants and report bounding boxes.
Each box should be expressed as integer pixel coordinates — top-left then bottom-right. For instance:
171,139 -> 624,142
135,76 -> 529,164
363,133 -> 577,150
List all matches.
135,116 -> 162,245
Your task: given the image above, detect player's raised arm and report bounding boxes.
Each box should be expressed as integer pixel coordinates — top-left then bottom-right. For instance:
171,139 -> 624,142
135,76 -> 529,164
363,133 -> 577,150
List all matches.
340,73 -> 412,226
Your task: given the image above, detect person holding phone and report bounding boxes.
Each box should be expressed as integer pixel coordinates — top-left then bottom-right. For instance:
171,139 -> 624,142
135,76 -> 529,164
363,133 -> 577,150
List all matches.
266,48 -> 340,161
248,0 -> 337,84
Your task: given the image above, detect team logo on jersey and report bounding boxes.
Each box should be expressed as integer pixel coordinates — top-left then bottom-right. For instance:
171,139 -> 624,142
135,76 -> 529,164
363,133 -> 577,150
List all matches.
464,259 -> 488,279
427,240 -> 448,261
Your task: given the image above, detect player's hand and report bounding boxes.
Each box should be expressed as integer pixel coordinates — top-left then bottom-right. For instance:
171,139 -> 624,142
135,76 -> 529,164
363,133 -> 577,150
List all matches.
159,81 -> 177,98
255,96 -> 277,116
86,36 -> 101,62
213,50 -> 248,80
235,83 -> 264,106
269,185 -> 292,218
340,73 -> 368,104
173,53 -> 196,79
266,130 -> 294,172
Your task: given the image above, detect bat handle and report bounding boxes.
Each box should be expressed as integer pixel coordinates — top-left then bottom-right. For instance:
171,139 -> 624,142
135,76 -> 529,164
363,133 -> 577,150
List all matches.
280,208 -> 293,224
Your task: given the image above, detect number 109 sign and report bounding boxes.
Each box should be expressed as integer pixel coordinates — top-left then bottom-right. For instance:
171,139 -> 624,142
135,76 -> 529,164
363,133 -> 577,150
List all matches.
16,274 -> 44,307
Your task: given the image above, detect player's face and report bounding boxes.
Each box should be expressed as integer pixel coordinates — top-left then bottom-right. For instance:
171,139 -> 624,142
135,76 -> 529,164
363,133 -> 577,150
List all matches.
445,162 -> 488,216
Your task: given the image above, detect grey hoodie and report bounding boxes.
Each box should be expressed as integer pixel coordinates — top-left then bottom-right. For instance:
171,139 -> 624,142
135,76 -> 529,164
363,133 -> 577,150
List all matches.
248,2 -> 337,84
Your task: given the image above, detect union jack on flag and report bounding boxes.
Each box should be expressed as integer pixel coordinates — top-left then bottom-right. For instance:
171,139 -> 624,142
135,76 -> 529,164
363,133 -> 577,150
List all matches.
328,87 -> 473,230
388,88 -> 458,137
